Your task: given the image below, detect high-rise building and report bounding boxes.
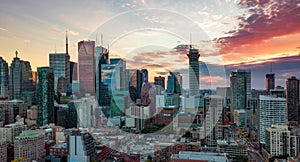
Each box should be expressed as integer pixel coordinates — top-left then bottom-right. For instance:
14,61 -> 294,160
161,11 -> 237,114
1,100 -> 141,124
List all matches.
129,69 -> 143,102
78,40 -> 96,95
0,57 -> 9,99
96,46 -> 108,103
0,139 -> 7,162
270,86 -> 285,98
204,95 -> 224,147
265,125 -> 290,158
14,130 -> 45,161
141,69 -> 148,83
154,76 -> 165,90
230,69 -> 251,110
266,73 -> 275,94
187,48 -> 200,96
0,121 -> 26,143
166,72 -> 182,94
9,51 -> 33,100
69,61 -> 78,82
49,53 -> 70,89
36,67 -> 55,126
0,100 -> 27,125
258,95 -> 286,144
286,76 -> 300,124
68,131 -> 96,162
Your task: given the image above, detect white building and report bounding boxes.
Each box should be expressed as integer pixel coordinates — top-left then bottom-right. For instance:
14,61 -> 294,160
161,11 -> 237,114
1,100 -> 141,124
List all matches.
258,95 -> 286,144
0,121 -> 26,143
265,125 -> 290,158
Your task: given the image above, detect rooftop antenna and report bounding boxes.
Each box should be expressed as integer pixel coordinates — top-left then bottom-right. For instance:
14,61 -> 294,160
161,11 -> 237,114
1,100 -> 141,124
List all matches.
270,62 -> 273,73
101,34 -> 103,47
66,30 -> 69,55
189,33 -> 192,49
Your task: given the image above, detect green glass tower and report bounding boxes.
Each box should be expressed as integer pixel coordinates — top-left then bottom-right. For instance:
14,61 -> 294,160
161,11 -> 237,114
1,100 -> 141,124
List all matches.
36,67 -> 54,126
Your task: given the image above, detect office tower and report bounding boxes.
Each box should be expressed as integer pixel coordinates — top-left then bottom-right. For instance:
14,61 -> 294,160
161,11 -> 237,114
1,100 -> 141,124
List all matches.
69,61 -> 78,82
129,69 -> 143,102
258,95 -> 286,144
14,130 -> 45,160
0,57 -> 9,99
266,73 -> 275,94
31,71 -> 37,91
49,53 -> 70,90
68,131 -> 96,162
74,96 -> 98,128
154,76 -> 165,90
166,73 -> 178,94
78,40 -> 96,95
9,51 -> 34,100
187,47 -> 200,96
141,69 -> 148,83
286,76 -> 300,124
57,77 -> 68,95
204,95 -> 224,147
36,67 -> 55,126
96,46 -> 108,103
230,69 -> 251,110
110,58 -> 126,90
265,125 -> 290,158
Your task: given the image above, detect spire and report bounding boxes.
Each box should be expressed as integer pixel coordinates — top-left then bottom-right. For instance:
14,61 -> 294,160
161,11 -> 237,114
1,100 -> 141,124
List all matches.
189,33 -> 192,49
66,30 -> 68,55
15,51 -> 18,58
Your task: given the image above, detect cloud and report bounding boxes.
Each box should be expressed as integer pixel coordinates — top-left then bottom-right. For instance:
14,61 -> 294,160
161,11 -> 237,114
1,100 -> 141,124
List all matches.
218,0 -> 300,54
0,27 -> 8,32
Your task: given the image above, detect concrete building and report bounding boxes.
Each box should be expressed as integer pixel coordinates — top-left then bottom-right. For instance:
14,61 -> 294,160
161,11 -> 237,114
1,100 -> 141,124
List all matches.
0,121 -> 26,143
0,99 -> 27,125
204,95 -> 224,147
216,140 -> 248,160
264,125 -> 290,159
14,130 -> 45,161
170,151 -> 229,162
0,139 -> 7,162
286,76 -> 300,124
68,131 -> 96,162
259,95 -> 286,144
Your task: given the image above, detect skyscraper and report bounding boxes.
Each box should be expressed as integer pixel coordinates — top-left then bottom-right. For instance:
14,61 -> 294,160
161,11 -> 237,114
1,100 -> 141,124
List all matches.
258,95 -> 286,144
154,76 -> 165,90
78,40 -> 96,95
36,67 -> 54,126
69,61 -> 78,82
96,46 -> 108,103
266,73 -> 275,94
265,125 -> 290,157
187,47 -> 200,96
0,57 -> 9,99
9,51 -> 33,100
286,76 -> 300,124
230,69 -> 251,110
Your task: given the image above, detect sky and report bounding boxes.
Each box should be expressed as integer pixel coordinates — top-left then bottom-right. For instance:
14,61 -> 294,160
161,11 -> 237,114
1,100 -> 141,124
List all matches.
0,0 -> 299,89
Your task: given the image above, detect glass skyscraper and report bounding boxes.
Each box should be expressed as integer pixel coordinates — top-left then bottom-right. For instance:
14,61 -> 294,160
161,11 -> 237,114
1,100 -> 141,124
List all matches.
0,57 -> 9,99
36,67 -> 54,126
187,48 -> 200,96
49,53 -> 70,90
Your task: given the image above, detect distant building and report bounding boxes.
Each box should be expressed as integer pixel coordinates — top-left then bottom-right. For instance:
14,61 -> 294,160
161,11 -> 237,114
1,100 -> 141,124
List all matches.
0,121 -> 26,143
171,151 -> 229,162
78,40 -> 96,95
96,46 -> 108,103
187,48 -> 200,96
204,95 -> 224,147
49,53 -> 70,91
69,61 -> 78,82
0,139 -> 7,162
230,69 -> 251,111
0,99 -> 27,125
264,125 -> 290,159
9,52 -> 34,100
258,95 -> 286,144
270,86 -> 285,98
36,67 -> 55,126
266,73 -> 275,94
154,76 -> 165,90
286,76 -> 300,124
68,131 -> 96,162
0,57 -> 9,99
14,130 -> 45,161
216,140 -> 248,160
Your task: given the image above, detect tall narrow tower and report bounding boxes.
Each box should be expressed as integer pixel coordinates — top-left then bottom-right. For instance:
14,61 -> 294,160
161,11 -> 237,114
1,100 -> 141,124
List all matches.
66,30 -> 69,55
187,47 -> 200,96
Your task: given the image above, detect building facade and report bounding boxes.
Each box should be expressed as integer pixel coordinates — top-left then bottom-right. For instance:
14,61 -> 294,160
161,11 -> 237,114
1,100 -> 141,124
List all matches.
286,76 -> 300,124
36,67 -> 55,126
0,57 -> 9,99
78,40 -> 96,95
187,48 -> 200,96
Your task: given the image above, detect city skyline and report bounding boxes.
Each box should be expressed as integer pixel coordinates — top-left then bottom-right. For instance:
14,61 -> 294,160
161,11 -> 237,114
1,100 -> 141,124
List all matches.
0,0 -> 299,89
